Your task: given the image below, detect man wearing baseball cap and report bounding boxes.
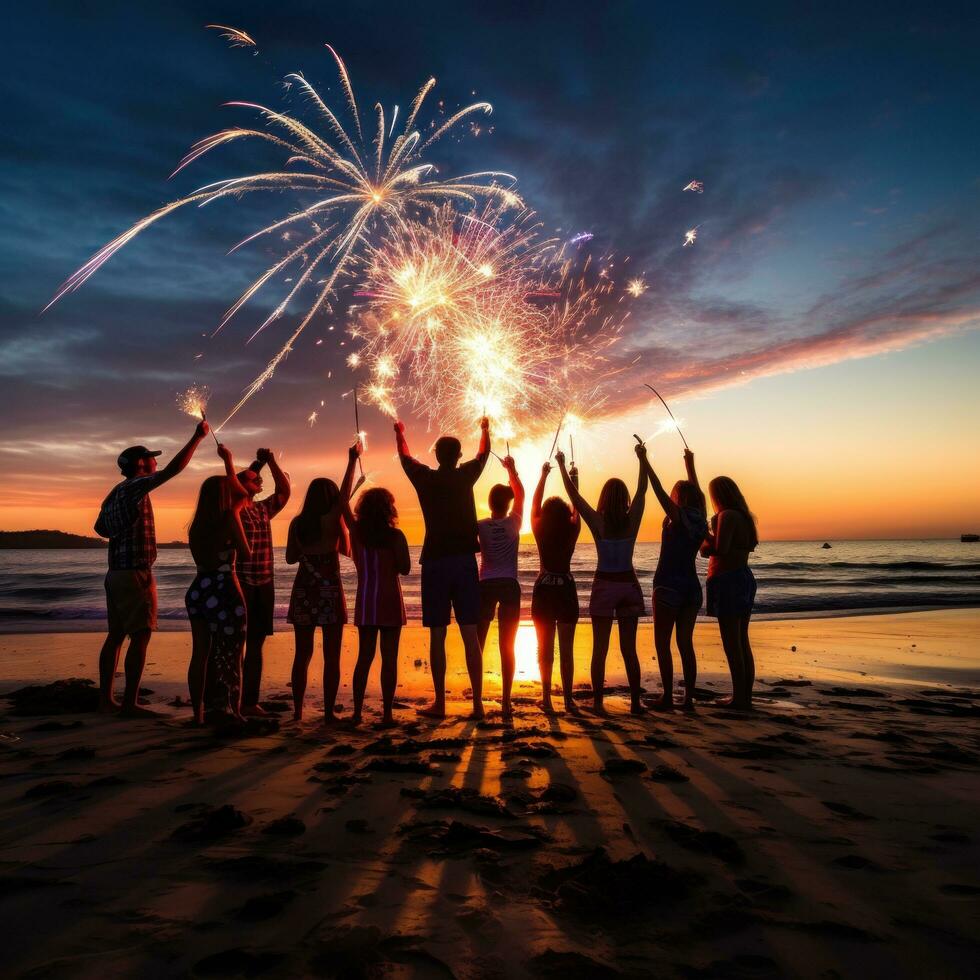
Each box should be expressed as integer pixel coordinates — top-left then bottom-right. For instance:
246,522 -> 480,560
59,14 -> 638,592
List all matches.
95,419 -> 209,716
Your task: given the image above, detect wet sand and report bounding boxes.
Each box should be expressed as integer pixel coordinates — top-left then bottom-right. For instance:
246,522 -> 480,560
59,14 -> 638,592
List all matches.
1,610 -> 978,977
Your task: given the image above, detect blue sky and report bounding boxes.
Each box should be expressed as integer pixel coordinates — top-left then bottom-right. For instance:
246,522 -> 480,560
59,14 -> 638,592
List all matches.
2,1 -> 978,538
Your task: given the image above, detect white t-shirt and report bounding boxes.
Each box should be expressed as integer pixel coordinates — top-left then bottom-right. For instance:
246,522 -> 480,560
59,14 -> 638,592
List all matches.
477,512 -> 521,581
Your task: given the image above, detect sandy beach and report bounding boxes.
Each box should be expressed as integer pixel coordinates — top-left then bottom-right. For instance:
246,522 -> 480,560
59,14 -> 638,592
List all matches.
1,609 -> 978,977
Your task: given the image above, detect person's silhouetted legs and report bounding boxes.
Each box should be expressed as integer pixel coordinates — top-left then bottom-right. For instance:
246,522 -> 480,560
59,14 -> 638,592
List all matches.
652,599 -> 677,710
120,629 -> 154,716
351,626 -> 378,724
498,604 -> 518,717
419,626 -> 448,718
557,623 -> 578,714
618,614 -> 644,713
241,634 -> 267,716
590,617 -> 613,715
378,626 -> 401,726
459,623 -> 485,718
536,620 -> 557,714
98,630 -> 126,712
291,626 -> 315,721
675,603 -> 699,708
718,615 -> 745,708
322,623 -> 344,721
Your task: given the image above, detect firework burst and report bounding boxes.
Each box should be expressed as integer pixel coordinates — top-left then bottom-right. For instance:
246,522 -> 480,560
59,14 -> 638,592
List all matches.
46,46 -> 520,429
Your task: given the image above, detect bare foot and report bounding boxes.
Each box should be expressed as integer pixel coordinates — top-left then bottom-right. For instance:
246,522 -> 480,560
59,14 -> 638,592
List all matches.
97,699 -> 120,715
500,702 -> 513,719
564,701 -> 582,716
119,704 -> 161,719
649,696 -> 674,712
241,704 -> 269,718
291,711 -> 303,724
630,702 -> 647,716
417,703 -> 447,719
377,717 -> 399,730
537,699 -> 557,716
469,703 -> 486,721
587,703 -> 609,718
350,713 -> 362,727
679,699 -> 696,712
323,712 -> 339,726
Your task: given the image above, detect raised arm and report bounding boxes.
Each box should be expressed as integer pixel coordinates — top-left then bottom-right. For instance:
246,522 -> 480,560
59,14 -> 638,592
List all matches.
531,462 -> 550,523
339,440 -> 361,503
476,416 -> 490,466
628,445 -> 649,537
394,419 -> 410,460
216,444 -> 250,503
556,449 -> 598,532
640,452 -> 681,524
683,448 -> 700,490
504,456 -> 525,521
257,448 -> 291,511
229,508 -> 252,560
152,420 -> 208,488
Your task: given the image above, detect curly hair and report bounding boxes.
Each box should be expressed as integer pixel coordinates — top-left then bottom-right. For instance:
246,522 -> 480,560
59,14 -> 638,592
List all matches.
355,487 -> 399,548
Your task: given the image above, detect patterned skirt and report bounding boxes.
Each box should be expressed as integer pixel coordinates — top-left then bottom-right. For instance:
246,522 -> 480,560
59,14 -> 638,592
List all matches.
287,553 -> 348,627
186,562 -> 246,713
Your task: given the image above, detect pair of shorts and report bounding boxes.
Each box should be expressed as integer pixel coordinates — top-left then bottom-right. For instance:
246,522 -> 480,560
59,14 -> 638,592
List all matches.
421,553 -> 480,628
479,577 -> 521,625
706,567 -> 757,618
589,572 -> 646,619
531,572 -> 580,625
105,569 -> 157,634
652,577 -> 703,611
241,580 -> 275,639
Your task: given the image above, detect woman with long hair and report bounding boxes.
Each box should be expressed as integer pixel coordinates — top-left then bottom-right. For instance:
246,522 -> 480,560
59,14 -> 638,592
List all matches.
701,476 -> 759,710
639,448 -> 708,710
557,443 -> 648,715
185,444 -> 251,725
285,442 -> 360,722
530,460 -> 581,715
343,482 -> 411,727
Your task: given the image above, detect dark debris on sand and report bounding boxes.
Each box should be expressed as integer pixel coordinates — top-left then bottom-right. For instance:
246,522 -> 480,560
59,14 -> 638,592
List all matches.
534,848 -> 694,919
656,819 -> 746,865
399,818 -> 548,856
3,679 -> 99,715
401,785 -> 515,818
171,804 -> 252,842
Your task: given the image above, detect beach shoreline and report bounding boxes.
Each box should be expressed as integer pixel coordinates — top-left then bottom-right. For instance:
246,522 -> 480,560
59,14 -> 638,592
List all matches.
1,608 -> 978,977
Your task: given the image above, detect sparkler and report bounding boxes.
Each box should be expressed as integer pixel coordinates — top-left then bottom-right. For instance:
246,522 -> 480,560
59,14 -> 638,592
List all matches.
352,384 -> 366,478
177,385 -> 221,445
547,415 -> 564,459
46,48 -> 521,428
643,382 -> 690,450
683,227 -> 699,247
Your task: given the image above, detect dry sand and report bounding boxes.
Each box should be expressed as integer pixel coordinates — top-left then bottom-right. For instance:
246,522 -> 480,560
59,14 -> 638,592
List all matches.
0,610 -> 978,978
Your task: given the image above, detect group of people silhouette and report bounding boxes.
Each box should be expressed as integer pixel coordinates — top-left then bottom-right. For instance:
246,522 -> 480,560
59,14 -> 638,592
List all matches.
95,416 -> 758,727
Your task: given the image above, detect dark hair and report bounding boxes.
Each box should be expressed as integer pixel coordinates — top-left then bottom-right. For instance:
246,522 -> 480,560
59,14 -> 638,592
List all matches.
434,436 -> 461,467
671,479 -> 706,515
597,477 -> 631,537
708,476 -> 759,550
355,487 -> 398,548
488,483 -> 515,514
537,495 -> 574,545
188,476 -> 233,559
296,478 -> 341,545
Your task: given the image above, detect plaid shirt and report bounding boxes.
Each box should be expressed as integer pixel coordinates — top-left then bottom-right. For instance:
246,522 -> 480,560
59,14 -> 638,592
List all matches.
95,476 -> 158,571
237,497 -> 283,586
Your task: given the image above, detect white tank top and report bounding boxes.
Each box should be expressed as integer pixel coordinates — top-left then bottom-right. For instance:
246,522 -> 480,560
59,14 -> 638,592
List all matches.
477,513 -> 521,580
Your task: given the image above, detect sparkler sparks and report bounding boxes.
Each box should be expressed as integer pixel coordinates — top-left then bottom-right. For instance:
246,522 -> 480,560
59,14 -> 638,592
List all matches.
682,179 -> 704,193
46,48 -> 521,429
683,227 -> 699,247
626,278 -> 647,297
177,383 -> 211,421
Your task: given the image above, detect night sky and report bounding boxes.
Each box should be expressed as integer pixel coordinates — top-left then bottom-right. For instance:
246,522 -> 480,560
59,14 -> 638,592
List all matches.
4,1 -> 979,540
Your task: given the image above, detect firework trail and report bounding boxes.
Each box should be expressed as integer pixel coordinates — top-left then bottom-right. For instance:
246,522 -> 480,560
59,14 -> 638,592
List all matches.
206,25 -> 256,48
45,46 -> 520,429
682,179 -> 704,193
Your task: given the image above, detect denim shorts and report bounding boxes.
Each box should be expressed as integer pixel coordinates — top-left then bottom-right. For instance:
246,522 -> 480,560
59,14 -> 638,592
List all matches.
421,553 -> 480,627
706,567 -> 757,618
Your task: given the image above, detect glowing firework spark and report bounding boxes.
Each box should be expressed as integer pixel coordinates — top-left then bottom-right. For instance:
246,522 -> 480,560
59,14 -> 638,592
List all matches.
307,410 -> 318,426
569,231 -> 594,244
682,180 -> 704,193
349,205 -> 627,438
206,25 -> 257,48
46,49 -> 520,429
177,384 -> 220,445
683,227 -> 699,247
626,278 -> 647,297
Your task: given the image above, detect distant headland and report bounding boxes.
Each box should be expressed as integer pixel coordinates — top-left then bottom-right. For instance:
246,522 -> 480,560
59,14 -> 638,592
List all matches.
0,530 -> 188,549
